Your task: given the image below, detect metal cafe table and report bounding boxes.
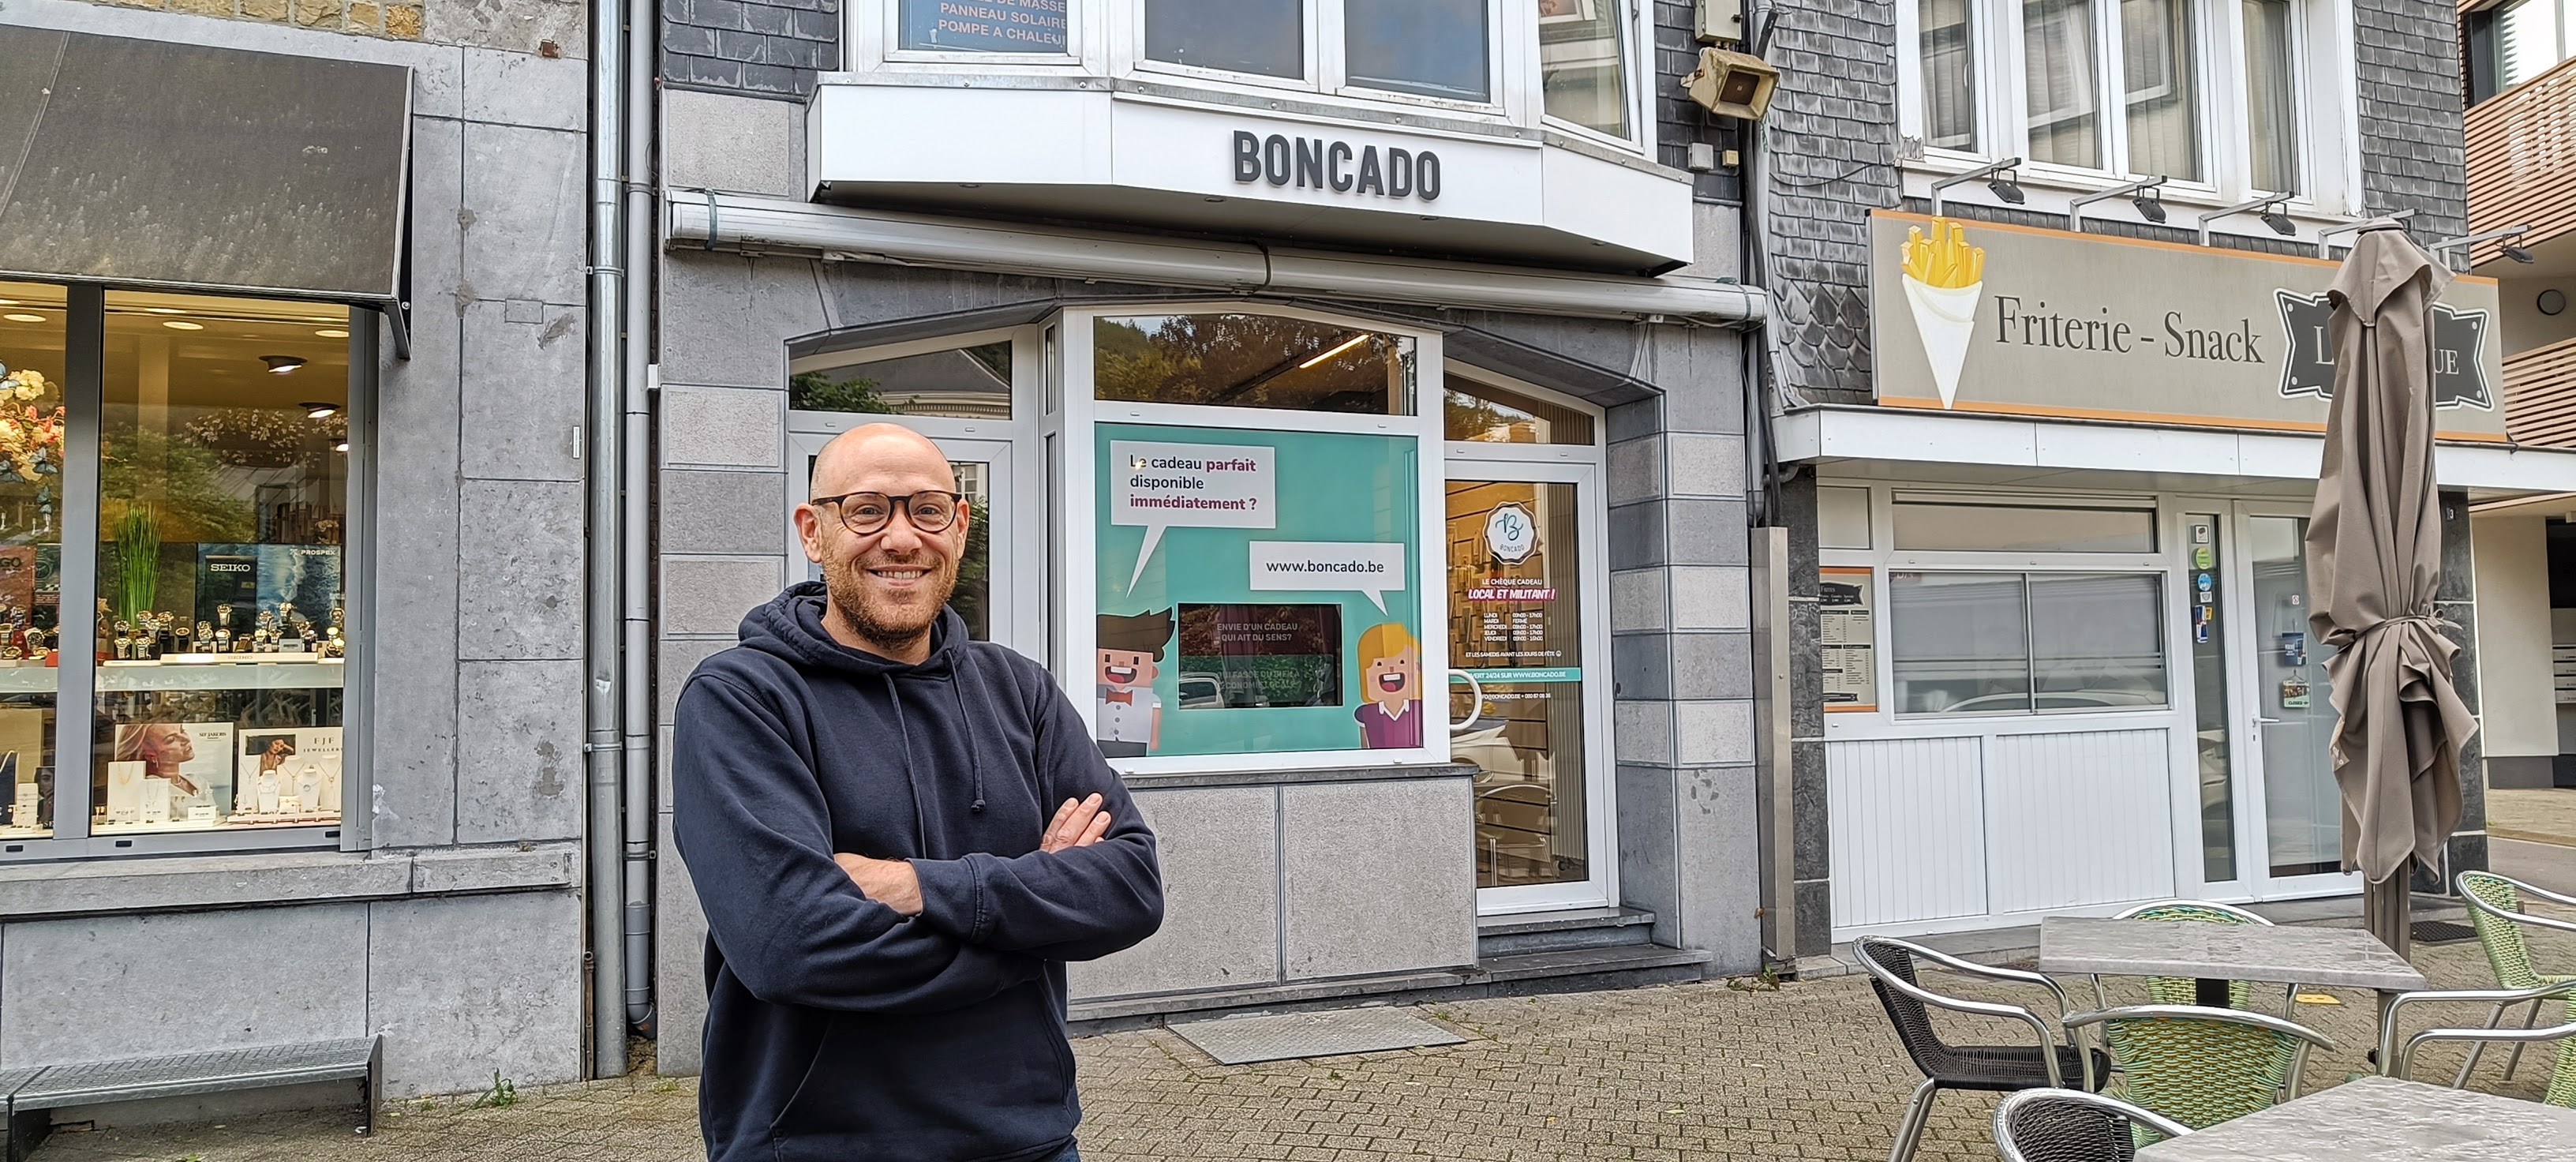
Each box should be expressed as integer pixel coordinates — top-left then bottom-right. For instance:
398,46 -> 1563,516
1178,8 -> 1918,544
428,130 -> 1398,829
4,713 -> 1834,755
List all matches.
2037,916 -> 2428,1008
2134,1074 -> 2576,1160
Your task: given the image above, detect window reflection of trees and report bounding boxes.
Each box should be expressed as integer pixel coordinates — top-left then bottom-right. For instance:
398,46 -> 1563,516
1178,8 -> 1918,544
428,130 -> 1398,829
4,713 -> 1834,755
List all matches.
1095,315 -> 1411,414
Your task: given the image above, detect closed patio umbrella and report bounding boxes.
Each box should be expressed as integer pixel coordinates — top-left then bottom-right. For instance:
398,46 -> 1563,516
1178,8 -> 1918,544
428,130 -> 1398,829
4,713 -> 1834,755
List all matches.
2305,222 -> 2478,958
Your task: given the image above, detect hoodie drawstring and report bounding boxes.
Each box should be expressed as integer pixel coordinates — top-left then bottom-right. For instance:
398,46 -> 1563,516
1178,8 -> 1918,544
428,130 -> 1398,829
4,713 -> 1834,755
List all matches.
949,653 -> 989,814
884,673 -> 934,855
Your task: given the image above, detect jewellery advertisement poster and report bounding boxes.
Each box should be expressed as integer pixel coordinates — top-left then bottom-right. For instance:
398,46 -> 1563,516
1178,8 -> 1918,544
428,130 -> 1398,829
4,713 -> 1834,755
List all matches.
1093,423 -> 1421,759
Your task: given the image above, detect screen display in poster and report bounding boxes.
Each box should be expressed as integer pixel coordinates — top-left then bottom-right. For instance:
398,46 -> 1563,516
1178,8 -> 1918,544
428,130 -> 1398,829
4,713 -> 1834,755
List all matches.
898,0 -> 1070,53
1820,566 -> 1878,711
1096,423 -> 1418,759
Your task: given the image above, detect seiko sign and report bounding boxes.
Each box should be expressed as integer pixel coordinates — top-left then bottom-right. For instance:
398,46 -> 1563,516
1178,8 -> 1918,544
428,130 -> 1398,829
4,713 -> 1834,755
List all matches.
1230,131 -> 1443,202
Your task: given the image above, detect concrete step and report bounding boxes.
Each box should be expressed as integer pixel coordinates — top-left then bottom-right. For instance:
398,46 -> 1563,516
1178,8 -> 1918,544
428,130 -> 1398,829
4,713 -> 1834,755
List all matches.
1475,906 -> 1657,957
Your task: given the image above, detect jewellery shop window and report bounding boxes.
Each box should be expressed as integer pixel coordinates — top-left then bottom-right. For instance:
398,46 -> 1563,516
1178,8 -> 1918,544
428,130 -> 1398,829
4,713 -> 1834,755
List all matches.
0,283 -> 66,840
92,291 -> 350,838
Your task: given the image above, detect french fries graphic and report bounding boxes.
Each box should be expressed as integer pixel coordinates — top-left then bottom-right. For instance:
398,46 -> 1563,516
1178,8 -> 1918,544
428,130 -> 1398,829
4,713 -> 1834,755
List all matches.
1901,220 -> 1985,290
1899,218 -> 1986,409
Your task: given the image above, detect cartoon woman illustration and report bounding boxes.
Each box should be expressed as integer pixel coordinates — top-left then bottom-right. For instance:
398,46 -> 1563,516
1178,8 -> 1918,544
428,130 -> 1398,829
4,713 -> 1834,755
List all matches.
1354,622 -> 1421,749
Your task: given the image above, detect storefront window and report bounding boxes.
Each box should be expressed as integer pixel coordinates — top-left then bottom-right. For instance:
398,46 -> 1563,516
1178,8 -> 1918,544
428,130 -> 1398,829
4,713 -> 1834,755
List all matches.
1539,0 -> 1632,138
1445,378 -> 1593,444
897,0 -> 1070,52
1447,480 -> 1588,889
1345,0 -> 1489,101
0,284 -> 66,840
1095,315 -> 1415,414
1094,421 -> 1421,760
1890,570 -> 2167,714
1144,0 -> 1304,77
791,341 -> 1013,419
94,290 -> 347,834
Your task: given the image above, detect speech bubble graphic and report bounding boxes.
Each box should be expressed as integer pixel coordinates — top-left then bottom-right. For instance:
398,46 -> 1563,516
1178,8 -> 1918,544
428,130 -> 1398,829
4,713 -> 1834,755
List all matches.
1110,441 -> 1277,593
1248,541 -> 1409,613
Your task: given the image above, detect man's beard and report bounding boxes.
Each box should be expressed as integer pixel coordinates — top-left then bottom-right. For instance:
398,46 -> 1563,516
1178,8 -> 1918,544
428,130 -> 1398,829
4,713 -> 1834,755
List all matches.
821,554 -> 957,656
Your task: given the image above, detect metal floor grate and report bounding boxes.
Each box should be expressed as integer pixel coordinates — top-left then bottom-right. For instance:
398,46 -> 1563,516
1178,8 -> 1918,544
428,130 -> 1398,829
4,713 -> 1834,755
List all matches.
1169,1007 -> 1466,1066
2410,920 -> 2477,945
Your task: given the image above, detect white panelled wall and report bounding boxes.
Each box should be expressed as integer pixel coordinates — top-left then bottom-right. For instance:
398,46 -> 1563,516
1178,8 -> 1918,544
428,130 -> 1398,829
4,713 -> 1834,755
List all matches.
1829,729 -> 2176,934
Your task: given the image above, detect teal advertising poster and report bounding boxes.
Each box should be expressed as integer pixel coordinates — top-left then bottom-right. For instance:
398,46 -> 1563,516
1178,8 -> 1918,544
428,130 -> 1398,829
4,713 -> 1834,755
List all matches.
1094,422 -> 1421,759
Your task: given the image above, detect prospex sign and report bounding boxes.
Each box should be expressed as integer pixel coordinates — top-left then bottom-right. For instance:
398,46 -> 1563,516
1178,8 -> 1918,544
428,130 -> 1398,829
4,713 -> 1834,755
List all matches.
1868,210 -> 2505,440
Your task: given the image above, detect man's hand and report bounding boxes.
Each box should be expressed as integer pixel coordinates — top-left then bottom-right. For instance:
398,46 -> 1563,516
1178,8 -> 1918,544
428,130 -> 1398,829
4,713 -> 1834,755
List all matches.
833,853 -> 923,916
1041,793 -> 1114,854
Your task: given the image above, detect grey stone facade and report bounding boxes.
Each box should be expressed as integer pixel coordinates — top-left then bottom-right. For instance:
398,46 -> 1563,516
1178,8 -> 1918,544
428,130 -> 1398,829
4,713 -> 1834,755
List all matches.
664,0 -> 839,98
1752,0 -> 1902,407
0,0 -> 593,1100
2355,0 -> 2470,239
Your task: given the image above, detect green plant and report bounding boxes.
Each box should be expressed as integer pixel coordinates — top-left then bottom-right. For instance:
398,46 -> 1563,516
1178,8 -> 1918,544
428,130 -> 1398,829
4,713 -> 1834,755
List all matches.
468,1070 -> 519,1109
111,504 -> 159,626
788,371 -> 899,414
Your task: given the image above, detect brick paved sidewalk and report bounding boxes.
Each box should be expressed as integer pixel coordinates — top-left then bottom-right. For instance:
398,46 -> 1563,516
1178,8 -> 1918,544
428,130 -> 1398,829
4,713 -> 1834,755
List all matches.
33,917 -> 2570,1162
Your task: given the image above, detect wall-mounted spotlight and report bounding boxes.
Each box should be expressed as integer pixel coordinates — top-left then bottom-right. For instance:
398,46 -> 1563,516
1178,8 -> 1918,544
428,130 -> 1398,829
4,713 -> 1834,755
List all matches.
2070,176 -> 2168,232
2196,191 -> 2297,246
1930,157 -> 2024,216
260,355 -> 307,375
2317,210 -> 2419,258
2429,223 -> 2537,271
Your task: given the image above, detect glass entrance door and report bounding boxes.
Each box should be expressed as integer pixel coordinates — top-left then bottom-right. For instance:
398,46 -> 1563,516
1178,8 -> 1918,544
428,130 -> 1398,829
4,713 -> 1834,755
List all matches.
2230,509 -> 2361,898
1443,467 -> 1610,911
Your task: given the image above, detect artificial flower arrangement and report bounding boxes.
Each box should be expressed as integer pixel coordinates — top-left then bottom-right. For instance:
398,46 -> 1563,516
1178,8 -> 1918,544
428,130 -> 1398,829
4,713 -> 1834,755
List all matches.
0,365 -> 64,486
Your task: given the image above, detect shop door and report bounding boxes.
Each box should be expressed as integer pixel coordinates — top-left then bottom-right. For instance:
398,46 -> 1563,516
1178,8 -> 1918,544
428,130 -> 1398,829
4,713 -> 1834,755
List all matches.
791,433 -> 1036,660
1443,463 -> 1613,913
2226,507 -> 2361,900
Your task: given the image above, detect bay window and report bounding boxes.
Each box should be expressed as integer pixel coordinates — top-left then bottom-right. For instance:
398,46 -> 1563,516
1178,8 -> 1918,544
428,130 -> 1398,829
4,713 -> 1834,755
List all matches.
857,1 -> 1647,149
1905,0 -> 2336,205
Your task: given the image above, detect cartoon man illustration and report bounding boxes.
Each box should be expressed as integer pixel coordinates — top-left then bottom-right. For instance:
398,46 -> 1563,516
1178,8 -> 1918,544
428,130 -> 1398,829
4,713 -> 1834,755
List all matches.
1354,622 -> 1421,750
1095,609 -> 1174,759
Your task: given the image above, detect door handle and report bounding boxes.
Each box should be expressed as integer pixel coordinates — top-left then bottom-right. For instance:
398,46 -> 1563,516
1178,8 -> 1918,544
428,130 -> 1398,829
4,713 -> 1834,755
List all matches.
1448,670 -> 1485,735
2253,716 -> 2286,726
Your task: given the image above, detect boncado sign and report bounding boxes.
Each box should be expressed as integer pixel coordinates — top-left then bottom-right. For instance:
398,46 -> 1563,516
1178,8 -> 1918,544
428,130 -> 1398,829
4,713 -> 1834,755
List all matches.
1230,130 -> 1443,203
1868,210 -> 2506,440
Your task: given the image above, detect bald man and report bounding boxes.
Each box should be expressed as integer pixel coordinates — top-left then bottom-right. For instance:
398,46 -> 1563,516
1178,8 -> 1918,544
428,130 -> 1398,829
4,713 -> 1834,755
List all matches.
672,425 -> 1163,1162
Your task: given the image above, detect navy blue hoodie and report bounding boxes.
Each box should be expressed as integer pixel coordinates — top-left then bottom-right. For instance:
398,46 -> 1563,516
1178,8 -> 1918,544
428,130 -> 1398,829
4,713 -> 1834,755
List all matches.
672,584 -> 1164,1162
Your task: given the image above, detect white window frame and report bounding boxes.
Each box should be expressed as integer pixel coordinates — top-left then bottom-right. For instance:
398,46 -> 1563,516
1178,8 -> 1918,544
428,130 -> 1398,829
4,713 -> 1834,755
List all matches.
840,0 -> 1646,156
1058,302 -> 1455,778
1896,0 -> 2364,227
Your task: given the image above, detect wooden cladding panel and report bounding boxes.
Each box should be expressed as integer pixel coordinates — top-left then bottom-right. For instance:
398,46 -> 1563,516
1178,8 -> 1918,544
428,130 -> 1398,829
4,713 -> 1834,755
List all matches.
2505,335 -> 2576,448
2467,54 -> 2576,262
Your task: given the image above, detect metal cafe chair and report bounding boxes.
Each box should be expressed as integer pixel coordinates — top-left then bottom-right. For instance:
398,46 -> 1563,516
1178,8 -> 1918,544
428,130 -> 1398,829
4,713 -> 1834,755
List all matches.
2376,980 -> 2576,1109
2063,1005 -> 2334,1130
2099,900 -> 2289,1014
1994,1089 -> 2193,1162
2454,870 -> 2576,1086
1855,936 -> 2110,1162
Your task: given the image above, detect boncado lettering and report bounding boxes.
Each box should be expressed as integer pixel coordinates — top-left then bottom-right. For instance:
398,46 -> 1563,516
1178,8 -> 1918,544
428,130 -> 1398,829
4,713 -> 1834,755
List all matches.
1230,130 -> 1443,202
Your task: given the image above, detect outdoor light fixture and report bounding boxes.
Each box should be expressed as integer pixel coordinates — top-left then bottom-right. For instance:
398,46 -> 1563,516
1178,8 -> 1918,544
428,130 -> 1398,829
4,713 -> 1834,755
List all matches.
1681,47 -> 1780,121
2318,210 -> 2418,258
2069,176 -> 2168,232
1930,157 -> 2024,216
2428,223 -> 2536,271
2196,192 -> 2296,246
303,402 -> 339,418
260,355 -> 306,375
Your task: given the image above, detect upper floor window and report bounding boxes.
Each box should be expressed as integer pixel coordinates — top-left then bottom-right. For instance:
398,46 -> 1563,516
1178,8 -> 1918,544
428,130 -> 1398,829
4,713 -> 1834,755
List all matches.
1907,0 -> 2327,199
2494,0 -> 2572,91
860,1 -> 1646,148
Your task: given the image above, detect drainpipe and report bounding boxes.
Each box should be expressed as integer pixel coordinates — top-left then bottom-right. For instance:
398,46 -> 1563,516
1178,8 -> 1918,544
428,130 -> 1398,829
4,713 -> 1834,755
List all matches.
620,0 -> 659,1034
586,0 -> 631,1079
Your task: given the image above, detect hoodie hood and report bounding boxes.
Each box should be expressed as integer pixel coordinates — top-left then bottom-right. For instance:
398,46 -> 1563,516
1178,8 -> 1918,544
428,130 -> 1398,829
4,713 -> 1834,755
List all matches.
739,580 -> 968,679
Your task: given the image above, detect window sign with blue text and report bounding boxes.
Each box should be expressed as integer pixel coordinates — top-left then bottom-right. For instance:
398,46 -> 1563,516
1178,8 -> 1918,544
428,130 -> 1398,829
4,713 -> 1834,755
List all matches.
899,0 -> 1069,52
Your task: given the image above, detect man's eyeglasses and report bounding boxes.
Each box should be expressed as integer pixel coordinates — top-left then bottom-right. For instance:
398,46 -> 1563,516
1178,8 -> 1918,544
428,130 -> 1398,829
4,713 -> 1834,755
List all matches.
810,490 -> 968,536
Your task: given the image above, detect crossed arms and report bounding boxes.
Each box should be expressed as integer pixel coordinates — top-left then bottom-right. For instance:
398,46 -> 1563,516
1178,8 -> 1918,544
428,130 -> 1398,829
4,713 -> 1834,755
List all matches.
671,674 -> 1164,1015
